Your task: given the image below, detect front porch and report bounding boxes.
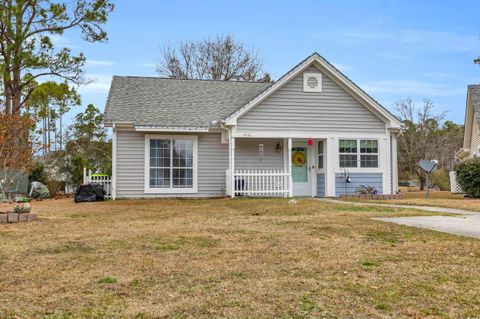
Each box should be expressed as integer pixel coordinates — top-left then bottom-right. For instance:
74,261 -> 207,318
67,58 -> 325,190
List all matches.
225,136 -> 391,198
225,137 -> 322,198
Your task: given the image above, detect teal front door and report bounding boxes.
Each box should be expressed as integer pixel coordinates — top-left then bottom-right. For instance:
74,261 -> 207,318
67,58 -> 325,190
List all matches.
292,142 -> 310,196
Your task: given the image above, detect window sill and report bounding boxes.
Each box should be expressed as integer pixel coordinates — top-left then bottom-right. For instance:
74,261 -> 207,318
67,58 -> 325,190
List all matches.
335,168 -> 383,173
144,188 -> 198,194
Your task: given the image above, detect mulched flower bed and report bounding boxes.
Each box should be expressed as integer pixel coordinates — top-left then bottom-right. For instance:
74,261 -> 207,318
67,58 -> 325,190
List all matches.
340,194 -> 405,200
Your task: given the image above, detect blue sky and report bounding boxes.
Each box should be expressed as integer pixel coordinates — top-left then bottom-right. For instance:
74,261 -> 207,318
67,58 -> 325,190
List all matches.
62,0 -> 480,125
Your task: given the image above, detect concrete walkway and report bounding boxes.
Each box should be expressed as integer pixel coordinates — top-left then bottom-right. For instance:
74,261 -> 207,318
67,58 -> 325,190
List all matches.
319,198 -> 480,239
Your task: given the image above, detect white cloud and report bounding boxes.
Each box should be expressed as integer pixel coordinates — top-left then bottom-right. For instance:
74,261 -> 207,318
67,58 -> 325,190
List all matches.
78,73 -> 113,93
314,28 -> 480,56
48,34 -> 80,49
86,60 -> 114,66
361,79 -> 465,97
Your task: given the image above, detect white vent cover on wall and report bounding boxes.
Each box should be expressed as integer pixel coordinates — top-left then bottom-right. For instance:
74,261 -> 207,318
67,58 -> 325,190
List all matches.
303,72 -> 322,93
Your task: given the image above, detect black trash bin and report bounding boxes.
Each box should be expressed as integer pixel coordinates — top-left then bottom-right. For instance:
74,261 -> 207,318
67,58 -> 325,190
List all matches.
74,183 -> 106,203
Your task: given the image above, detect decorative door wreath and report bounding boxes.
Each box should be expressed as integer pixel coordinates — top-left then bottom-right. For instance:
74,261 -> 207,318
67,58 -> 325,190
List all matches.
292,151 -> 306,166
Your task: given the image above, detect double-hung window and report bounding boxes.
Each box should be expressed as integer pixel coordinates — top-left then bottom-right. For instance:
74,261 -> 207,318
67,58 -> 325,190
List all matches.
339,139 -> 379,168
359,140 -> 379,168
339,139 -> 358,168
145,135 -> 197,193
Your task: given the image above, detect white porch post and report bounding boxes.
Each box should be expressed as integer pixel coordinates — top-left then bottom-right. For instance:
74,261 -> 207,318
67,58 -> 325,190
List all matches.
382,137 -> 390,195
230,136 -> 236,198
111,125 -> 117,200
391,133 -> 398,194
287,138 -> 293,197
283,138 -> 288,197
325,137 -> 336,197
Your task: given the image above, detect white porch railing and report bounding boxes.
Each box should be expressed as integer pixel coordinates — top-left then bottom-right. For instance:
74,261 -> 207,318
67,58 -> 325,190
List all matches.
227,169 -> 290,197
83,168 -> 112,198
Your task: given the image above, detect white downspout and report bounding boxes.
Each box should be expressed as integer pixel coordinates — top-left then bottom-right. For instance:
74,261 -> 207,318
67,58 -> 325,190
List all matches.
112,123 -> 117,200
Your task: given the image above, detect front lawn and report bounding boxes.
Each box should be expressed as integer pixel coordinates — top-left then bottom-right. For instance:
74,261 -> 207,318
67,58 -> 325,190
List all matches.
1,198 -> 479,318
344,189 -> 480,212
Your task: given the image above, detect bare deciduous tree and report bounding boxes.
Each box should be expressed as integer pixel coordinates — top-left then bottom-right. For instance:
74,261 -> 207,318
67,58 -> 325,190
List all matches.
396,98 -> 464,189
157,35 -> 267,81
0,114 -> 34,199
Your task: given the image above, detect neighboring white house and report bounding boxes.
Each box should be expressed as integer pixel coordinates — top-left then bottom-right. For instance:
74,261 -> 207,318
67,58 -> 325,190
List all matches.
456,85 -> 480,161
104,53 -> 402,199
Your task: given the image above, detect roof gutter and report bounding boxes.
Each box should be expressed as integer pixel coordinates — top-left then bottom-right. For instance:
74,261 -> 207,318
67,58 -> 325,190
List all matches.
134,125 -> 209,132
104,121 -> 134,128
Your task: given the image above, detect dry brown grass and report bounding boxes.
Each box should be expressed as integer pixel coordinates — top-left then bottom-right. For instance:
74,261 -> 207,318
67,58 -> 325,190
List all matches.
1,198 -> 480,318
345,188 -> 480,212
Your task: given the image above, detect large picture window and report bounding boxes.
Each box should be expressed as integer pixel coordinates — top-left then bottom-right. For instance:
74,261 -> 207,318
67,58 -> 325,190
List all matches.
145,135 -> 197,193
339,139 -> 378,168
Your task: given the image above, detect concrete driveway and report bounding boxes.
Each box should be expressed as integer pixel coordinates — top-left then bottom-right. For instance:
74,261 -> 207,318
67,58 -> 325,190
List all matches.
374,215 -> 480,239
320,199 -> 480,239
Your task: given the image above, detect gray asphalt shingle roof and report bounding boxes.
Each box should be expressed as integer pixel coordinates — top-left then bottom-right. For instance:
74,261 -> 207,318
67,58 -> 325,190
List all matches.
104,76 -> 271,128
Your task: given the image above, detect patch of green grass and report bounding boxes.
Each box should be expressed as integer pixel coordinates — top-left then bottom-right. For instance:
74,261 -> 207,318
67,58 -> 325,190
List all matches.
375,303 -> 391,311
69,213 -> 88,219
334,205 -> 397,213
97,276 -> 117,284
281,294 -> 323,319
155,243 -> 182,251
37,241 -> 93,254
361,260 -> 380,268
421,307 -> 444,316
229,271 -> 248,279
153,236 -> 220,252
366,231 -> 401,244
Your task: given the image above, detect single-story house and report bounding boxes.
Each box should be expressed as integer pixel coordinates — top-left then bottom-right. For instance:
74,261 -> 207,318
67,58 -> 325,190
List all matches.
455,85 -> 480,161
104,53 -> 402,199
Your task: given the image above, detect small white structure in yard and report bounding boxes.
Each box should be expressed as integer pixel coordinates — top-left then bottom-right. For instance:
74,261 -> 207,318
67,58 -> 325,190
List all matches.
449,171 -> 464,194
83,168 -> 112,198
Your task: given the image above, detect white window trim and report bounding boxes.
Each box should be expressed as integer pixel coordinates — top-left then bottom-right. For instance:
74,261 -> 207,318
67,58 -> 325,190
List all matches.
316,140 -> 325,173
144,134 -> 198,194
337,138 -> 380,171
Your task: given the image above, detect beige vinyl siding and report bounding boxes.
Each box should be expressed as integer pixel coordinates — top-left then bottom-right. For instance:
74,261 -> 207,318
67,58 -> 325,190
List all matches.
116,130 -> 228,198
236,66 -> 386,134
235,138 -> 284,169
471,114 -> 480,155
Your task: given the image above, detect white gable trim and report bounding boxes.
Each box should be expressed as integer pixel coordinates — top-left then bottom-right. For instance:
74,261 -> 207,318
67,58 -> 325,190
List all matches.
224,53 -> 402,129
463,87 -> 474,149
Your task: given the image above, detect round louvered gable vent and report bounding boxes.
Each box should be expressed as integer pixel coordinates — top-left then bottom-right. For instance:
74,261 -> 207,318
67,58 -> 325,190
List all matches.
307,77 -> 319,88
303,72 -> 322,92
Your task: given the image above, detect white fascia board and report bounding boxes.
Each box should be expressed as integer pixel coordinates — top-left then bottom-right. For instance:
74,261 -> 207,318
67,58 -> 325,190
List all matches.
463,89 -> 473,148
